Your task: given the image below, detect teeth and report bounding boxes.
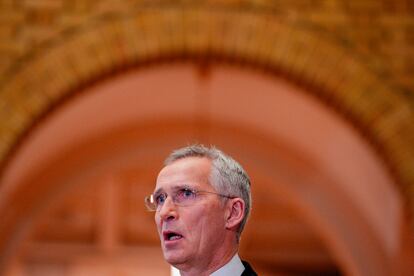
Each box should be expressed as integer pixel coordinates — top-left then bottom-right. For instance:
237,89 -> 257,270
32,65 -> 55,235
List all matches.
168,234 -> 182,241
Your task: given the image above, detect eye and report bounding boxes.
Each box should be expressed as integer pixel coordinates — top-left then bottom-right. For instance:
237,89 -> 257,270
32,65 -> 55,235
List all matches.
155,193 -> 167,205
177,188 -> 196,199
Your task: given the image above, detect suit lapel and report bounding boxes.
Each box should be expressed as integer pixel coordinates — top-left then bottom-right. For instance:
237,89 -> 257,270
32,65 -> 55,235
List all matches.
241,260 -> 258,276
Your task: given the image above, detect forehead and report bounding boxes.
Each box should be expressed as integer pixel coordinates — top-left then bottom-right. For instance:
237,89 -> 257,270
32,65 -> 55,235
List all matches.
155,157 -> 212,191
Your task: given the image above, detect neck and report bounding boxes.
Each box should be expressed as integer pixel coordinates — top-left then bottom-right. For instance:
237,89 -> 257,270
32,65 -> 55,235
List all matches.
178,244 -> 238,276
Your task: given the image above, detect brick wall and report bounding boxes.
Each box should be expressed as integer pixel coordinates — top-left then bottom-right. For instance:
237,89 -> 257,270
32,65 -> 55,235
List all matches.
0,0 -> 412,97
0,0 -> 413,214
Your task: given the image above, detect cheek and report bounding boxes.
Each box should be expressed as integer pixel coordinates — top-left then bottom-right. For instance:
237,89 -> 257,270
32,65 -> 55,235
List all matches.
188,205 -> 225,238
155,214 -> 162,234
181,210 -> 206,241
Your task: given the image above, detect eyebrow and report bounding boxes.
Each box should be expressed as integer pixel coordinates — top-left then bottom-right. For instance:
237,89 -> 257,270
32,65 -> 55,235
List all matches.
153,184 -> 195,195
153,187 -> 164,196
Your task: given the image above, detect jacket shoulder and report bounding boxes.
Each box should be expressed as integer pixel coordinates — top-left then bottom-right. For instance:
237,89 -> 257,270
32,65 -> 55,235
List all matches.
241,260 -> 258,276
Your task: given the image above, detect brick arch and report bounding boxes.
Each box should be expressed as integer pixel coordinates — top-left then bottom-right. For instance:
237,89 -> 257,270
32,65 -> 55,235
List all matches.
1,8 -> 413,214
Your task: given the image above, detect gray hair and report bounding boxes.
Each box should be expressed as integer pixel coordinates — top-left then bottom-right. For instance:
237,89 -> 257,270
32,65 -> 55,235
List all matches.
164,144 -> 251,239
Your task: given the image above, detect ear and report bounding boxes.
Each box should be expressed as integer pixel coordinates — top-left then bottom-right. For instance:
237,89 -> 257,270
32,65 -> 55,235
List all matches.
225,198 -> 245,230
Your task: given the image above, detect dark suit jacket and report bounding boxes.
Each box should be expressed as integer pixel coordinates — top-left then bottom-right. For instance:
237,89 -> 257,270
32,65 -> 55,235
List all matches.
241,261 -> 258,276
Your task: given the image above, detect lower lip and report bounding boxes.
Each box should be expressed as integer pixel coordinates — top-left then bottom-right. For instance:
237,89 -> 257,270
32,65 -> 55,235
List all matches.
164,237 -> 183,247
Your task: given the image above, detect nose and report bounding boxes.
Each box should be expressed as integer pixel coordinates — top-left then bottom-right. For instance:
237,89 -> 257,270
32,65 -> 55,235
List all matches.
158,196 -> 178,221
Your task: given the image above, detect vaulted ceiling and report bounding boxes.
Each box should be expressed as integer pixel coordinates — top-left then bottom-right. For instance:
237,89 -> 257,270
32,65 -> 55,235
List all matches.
1,1 -> 414,275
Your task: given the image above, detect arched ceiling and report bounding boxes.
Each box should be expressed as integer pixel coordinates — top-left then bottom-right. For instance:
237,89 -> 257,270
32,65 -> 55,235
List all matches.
0,1 -> 413,275
0,63 -> 406,275
0,4 -> 413,215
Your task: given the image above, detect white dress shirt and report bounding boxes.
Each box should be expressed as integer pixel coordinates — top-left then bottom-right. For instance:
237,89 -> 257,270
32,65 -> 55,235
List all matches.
210,253 -> 245,276
172,253 -> 245,276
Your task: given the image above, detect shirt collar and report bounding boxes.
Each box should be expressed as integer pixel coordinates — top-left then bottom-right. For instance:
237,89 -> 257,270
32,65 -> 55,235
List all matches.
210,253 -> 245,276
173,253 -> 245,276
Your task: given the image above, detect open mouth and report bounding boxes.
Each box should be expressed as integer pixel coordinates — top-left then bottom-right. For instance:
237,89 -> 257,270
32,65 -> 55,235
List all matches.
163,231 -> 183,241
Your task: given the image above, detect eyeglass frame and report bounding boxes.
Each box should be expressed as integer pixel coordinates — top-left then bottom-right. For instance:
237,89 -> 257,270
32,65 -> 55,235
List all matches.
144,185 -> 235,212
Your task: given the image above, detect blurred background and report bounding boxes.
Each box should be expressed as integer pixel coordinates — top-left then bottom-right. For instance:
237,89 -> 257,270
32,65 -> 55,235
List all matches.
1,1 -> 414,275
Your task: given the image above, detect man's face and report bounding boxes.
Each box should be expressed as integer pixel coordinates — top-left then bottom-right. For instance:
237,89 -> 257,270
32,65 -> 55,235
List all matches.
154,157 -> 227,268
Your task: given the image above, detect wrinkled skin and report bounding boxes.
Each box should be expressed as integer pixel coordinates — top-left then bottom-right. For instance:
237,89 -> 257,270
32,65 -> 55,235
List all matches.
154,157 -> 242,276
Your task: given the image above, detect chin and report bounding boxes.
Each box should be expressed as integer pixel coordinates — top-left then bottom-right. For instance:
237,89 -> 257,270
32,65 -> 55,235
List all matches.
163,250 -> 188,266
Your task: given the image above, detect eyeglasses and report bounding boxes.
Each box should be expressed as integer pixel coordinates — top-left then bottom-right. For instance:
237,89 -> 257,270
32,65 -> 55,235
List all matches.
144,187 -> 234,211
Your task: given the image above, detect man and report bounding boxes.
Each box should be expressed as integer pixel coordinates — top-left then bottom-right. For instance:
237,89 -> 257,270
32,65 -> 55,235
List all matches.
145,144 -> 257,276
